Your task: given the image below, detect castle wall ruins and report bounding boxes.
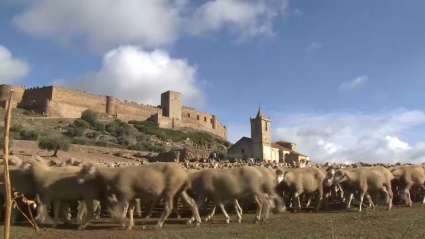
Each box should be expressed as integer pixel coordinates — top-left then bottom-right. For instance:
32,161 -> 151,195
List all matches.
0,84 -> 228,139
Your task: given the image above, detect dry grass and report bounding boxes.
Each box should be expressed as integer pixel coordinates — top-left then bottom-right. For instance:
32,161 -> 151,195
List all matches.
2,204 -> 425,239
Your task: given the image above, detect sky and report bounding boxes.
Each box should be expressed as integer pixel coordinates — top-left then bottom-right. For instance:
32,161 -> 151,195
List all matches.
1,0 -> 425,164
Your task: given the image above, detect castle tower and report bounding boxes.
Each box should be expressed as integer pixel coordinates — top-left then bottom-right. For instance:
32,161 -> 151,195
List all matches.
160,91 -> 181,120
250,107 -> 272,161
106,95 -> 116,115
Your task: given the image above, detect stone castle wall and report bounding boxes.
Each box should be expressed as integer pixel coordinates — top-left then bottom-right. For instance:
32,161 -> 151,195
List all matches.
0,84 -> 227,139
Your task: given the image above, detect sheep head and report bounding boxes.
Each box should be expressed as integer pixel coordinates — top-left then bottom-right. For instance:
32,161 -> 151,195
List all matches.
326,169 -> 347,186
77,164 -> 98,184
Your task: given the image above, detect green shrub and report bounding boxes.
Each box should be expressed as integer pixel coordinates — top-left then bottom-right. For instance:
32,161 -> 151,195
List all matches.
94,122 -> 105,132
116,135 -> 131,146
106,119 -> 133,137
38,135 -> 70,157
9,124 -> 23,133
128,120 -> 231,147
19,129 -> 39,141
95,139 -> 108,147
74,119 -> 90,129
72,137 -> 88,145
136,134 -> 148,142
65,127 -> 85,137
81,109 -> 98,126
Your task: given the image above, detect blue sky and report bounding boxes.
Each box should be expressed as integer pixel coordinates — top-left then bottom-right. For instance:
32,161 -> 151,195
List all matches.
1,0 -> 425,164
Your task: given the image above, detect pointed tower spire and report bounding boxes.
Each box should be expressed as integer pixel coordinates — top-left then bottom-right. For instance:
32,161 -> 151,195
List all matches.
256,107 -> 264,118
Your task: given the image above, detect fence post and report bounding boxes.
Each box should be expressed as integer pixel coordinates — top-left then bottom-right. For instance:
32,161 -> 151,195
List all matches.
3,89 -> 14,239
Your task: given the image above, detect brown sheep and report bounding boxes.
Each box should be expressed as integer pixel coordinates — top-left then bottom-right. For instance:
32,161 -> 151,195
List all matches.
276,167 -> 326,212
326,166 -> 393,212
76,162 -> 202,230
186,166 -> 268,224
19,157 -> 104,229
389,165 -> 425,206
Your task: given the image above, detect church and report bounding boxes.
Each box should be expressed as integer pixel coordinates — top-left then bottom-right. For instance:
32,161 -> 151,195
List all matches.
227,108 -> 310,163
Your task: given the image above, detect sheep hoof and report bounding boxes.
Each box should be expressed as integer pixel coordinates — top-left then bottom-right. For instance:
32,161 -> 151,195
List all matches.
225,219 -> 230,224
237,219 -> 242,223
77,225 -> 86,230
186,220 -> 192,225
203,218 -> 209,222
95,216 -> 100,220
125,226 -> 132,230
145,216 -> 151,219
154,225 -> 162,230
176,215 -> 181,219
194,222 -> 201,227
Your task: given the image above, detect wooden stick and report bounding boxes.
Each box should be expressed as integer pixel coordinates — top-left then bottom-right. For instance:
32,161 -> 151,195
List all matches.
3,90 -> 14,239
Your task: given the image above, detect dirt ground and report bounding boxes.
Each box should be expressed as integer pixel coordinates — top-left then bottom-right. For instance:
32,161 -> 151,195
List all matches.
8,140 -> 153,165
1,204 -> 425,239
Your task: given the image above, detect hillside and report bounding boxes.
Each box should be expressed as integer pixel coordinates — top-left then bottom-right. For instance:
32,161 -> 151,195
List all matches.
0,108 -> 232,161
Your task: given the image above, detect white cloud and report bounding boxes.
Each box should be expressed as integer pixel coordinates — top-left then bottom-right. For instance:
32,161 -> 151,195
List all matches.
188,0 -> 286,43
272,109 -> 425,164
305,42 -> 322,52
52,45 -> 205,108
339,75 -> 368,91
0,45 -> 30,84
12,0 -> 291,51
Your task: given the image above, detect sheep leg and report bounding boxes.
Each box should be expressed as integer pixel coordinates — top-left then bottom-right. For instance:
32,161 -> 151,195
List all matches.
346,193 -> 354,209
262,196 -> 271,221
305,194 -> 312,208
382,186 -> 393,210
217,202 -> 231,224
145,199 -> 157,219
253,194 -> 264,223
204,205 -> 216,222
94,200 -> 101,219
154,196 -> 173,229
178,191 -> 201,227
134,198 -> 141,217
358,192 -> 366,213
405,189 -> 412,207
365,193 -> 375,210
77,201 -> 86,223
77,198 -> 96,230
294,192 -> 302,212
186,195 -> 206,224
315,189 -> 324,213
234,199 -> 243,223
52,201 -> 61,229
125,200 -> 136,230
172,196 -> 181,219
235,199 -> 243,216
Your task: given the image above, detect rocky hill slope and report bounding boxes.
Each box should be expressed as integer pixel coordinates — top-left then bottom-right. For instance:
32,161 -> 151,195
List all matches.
0,108 -> 232,161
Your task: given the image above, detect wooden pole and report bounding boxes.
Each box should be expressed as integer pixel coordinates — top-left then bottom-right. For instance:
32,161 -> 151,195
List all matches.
3,90 -> 14,239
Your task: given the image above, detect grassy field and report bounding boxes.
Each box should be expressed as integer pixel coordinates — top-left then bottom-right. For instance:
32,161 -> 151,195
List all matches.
2,204 -> 425,239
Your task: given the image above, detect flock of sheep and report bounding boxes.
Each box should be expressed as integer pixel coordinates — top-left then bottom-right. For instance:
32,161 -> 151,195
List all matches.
0,155 -> 424,232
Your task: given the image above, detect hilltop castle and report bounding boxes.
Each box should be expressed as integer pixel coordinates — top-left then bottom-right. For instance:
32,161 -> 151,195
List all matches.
227,108 -> 308,163
0,84 -> 227,139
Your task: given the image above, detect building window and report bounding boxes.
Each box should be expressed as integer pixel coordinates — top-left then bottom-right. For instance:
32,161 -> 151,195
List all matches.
187,113 -> 190,117
241,149 -> 245,153
197,115 -> 200,120
204,117 -> 207,122
265,122 -> 268,131
210,119 -> 213,123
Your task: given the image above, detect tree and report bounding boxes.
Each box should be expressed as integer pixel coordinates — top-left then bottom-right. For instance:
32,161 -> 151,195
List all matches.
38,135 -> 70,157
81,109 -> 99,126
